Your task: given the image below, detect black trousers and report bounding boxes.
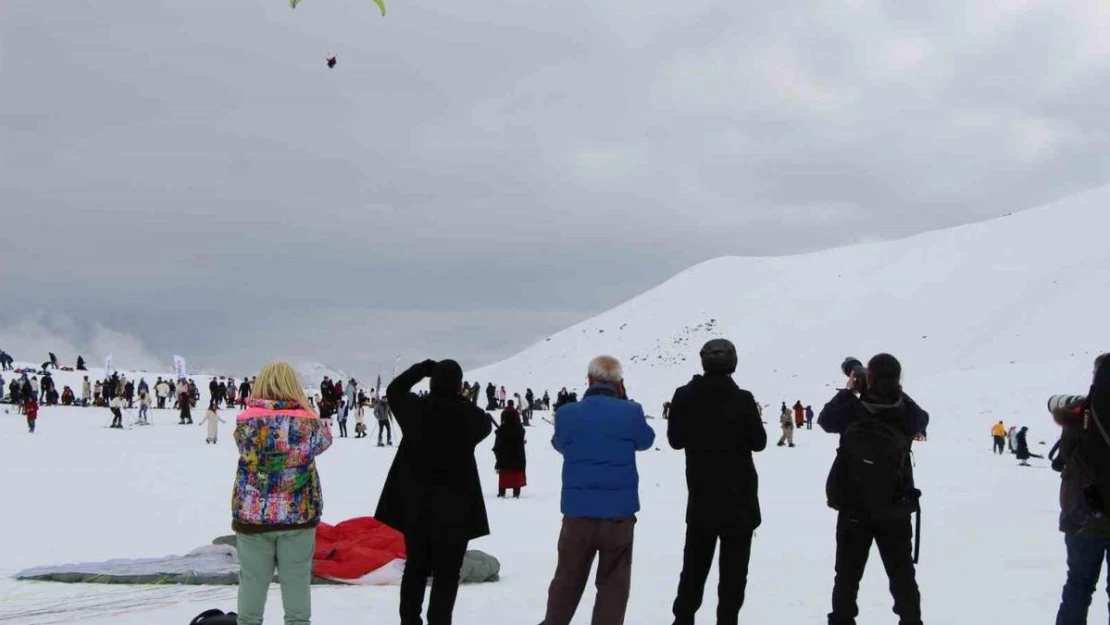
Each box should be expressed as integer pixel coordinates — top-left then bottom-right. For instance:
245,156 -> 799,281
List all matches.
338,420 -> 348,437
400,533 -> 468,625
993,435 -> 1006,454
110,408 -> 123,428
378,420 -> 392,443
830,513 -> 921,625
672,525 -> 753,625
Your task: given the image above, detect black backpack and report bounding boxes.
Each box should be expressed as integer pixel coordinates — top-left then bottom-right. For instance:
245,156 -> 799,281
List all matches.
190,609 -> 237,625
827,417 -> 916,520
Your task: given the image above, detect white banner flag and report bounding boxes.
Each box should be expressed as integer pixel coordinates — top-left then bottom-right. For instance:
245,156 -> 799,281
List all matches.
173,355 -> 188,380
105,354 -> 114,374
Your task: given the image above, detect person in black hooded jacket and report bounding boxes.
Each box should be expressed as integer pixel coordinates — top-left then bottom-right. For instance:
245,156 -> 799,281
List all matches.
818,353 -> 927,625
376,359 -> 492,625
1054,353 -> 1110,624
667,339 -> 767,625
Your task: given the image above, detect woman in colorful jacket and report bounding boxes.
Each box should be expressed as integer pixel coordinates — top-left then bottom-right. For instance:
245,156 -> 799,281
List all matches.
233,362 -> 333,625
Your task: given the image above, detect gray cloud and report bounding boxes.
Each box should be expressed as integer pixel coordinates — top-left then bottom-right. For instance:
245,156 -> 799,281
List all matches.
1,0 -> 1107,378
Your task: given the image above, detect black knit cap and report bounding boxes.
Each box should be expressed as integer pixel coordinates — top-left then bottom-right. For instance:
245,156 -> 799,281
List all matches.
700,339 -> 738,374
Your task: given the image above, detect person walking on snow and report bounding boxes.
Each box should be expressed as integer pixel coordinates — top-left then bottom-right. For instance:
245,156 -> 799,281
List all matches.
991,421 -> 1007,455
375,398 -> 393,446
82,376 -> 92,407
179,389 -> 193,424
156,379 -> 169,409
1015,426 -> 1042,466
0,350 -> 13,371
805,405 -> 814,430
337,397 -> 349,438
200,401 -> 227,443
777,403 -> 795,447
793,401 -> 805,429
26,397 -> 38,433
355,392 -> 368,438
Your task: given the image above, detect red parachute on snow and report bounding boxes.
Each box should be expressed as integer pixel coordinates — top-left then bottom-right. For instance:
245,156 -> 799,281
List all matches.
312,517 -> 407,584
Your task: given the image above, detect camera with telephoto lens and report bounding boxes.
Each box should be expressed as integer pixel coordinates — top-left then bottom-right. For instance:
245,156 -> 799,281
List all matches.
841,357 -> 867,394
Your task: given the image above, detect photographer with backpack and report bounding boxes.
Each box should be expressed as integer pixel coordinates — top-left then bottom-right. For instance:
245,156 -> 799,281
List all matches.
1051,353 -> 1110,625
818,354 -> 928,625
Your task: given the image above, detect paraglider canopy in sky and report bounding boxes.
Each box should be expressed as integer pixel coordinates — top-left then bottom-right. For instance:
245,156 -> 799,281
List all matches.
290,0 -> 386,16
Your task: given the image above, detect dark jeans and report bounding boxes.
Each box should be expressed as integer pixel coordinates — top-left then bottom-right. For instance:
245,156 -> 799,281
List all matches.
830,513 -> 921,625
338,419 -> 348,437
157,397 -> 166,409
400,533 -> 468,625
672,526 -> 753,625
1056,533 -> 1110,624
378,420 -> 392,444
542,516 -> 636,625
27,418 -> 35,433
110,408 -> 123,428
993,436 -> 1006,454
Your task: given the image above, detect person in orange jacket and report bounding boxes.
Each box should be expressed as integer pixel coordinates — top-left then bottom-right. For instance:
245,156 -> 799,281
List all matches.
991,421 -> 1007,455
793,401 -> 805,429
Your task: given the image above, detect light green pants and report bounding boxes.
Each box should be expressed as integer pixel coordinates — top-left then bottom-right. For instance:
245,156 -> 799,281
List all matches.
237,529 -> 316,625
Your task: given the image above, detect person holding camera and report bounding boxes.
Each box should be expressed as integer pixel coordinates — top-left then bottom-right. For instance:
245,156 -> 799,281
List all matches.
666,339 -> 767,625
375,359 -> 493,625
1050,353 -> 1110,624
818,354 -> 928,625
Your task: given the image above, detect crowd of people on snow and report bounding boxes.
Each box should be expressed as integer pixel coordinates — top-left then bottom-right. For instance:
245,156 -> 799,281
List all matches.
9,344 -> 1110,625
201,342 -> 943,625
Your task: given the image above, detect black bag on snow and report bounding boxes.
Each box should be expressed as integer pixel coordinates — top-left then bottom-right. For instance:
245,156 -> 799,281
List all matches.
190,609 -> 237,625
827,417 -> 917,520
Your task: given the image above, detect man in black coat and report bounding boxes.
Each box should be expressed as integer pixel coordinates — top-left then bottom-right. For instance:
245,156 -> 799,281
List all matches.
818,353 -> 927,625
667,339 -> 767,625
376,359 -> 492,625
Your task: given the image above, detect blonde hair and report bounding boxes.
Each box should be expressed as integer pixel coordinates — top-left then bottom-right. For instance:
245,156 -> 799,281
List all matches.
251,362 -> 316,414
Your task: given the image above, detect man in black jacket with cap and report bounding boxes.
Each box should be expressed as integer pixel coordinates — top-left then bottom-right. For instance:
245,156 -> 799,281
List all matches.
818,353 -> 927,625
376,359 -> 492,625
667,339 -> 767,625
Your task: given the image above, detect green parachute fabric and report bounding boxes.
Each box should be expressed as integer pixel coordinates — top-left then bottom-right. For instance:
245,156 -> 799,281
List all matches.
290,0 -> 386,16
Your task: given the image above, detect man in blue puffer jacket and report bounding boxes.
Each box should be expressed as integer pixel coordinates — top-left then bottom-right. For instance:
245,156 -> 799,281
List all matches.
539,355 -> 655,625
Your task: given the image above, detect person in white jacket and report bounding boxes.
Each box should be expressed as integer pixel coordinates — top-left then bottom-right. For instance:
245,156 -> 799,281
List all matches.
81,376 -> 92,407
155,380 -> 170,409
109,395 -> 125,429
137,390 -> 152,425
199,401 -> 226,444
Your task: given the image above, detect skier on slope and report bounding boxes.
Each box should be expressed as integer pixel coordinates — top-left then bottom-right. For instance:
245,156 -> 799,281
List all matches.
109,394 -> 125,429
137,389 -> 152,425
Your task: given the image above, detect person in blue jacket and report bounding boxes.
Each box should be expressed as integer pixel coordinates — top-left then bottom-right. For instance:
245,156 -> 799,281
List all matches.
539,355 -> 655,625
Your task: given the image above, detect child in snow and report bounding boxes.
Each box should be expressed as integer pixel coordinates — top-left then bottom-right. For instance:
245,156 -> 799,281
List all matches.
26,398 -> 38,433
200,401 -> 226,444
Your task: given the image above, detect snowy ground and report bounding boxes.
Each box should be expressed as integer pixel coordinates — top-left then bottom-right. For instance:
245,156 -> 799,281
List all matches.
0,363 -> 1093,625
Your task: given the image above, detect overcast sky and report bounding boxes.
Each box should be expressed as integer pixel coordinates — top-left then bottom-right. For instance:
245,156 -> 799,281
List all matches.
1,0 -> 1107,377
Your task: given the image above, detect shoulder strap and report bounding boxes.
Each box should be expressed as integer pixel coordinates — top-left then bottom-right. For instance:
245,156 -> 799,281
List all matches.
1090,401 -> 1110,448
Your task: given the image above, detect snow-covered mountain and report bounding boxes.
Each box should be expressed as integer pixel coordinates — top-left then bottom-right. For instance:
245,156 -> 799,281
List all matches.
294,361 -> 353,391
473,185 -> 1110,414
